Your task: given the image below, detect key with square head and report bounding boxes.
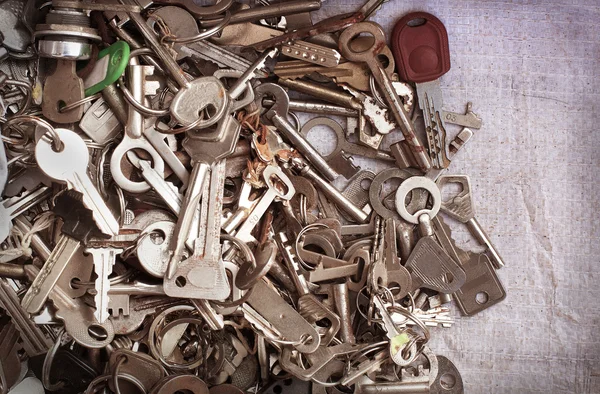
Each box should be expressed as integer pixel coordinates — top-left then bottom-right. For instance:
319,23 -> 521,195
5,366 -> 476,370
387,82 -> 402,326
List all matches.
41,59 -> 85,123
436,174 -> 505,269
85,247 -> 123,324
395,176 -> 466,294
35,128 -> 119,236
392,12 -> 453,169
338,22 -> 431,172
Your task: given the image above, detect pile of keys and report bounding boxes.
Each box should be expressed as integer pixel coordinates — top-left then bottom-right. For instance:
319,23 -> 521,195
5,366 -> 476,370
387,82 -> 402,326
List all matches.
0,0 -> 507,392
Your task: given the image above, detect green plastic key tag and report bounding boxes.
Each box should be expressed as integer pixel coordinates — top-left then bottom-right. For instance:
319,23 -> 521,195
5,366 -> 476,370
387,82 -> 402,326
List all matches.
83,41 -> 130,96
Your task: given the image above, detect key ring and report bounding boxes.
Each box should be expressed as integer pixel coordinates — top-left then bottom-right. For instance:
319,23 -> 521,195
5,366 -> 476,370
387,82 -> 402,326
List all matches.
2,115 -> 63,152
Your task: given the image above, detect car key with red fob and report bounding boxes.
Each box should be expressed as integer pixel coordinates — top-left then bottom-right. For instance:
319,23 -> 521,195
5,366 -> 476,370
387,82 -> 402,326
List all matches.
392,12 -> 452,170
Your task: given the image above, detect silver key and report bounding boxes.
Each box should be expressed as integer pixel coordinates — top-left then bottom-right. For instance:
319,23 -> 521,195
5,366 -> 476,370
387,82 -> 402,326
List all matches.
163,160 -> 230,300
436,174 -> 505,269
443,102 -> 482,129
86,247 -> 123,323
35,128 -> 119,235
79,96 -> 122,144
235,165 -> 294,243
418,80 -> 451,169
126,151 -> 182,215
372,296 -> 417,366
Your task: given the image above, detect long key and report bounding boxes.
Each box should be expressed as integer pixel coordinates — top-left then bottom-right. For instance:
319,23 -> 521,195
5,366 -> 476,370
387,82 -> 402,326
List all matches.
165,50 -> 276,277
338,22 -> 431,172
86,247 -> 123,323
235,165 -> 295,243
35,128 -> 119,235
392,12 -> 453,169
436,175 -> 505,268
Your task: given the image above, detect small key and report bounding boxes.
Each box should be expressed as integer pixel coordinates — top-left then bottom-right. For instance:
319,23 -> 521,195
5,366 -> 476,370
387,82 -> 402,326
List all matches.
86,247 -> 123,323
235,165 -> 295,243
443,102 -> 482,129
339,22 -> 431,172
392,12 -> 452,169
371,296 -> 417,366
35,128 -> 119,235
436,174 -> 505,269
126,151 -> 182,215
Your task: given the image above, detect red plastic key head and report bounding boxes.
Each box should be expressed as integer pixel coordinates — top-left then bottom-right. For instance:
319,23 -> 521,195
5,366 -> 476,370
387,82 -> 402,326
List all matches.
392,12 -> 451,83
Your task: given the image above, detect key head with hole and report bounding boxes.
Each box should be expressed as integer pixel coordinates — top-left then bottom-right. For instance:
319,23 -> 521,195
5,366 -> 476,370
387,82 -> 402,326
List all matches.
170,76 -> 229,128
42,59 -> 85,123
392,12 -> 451,83
35,128 -> 89,182
337,21 -> 387,64
254,83 -> 290,119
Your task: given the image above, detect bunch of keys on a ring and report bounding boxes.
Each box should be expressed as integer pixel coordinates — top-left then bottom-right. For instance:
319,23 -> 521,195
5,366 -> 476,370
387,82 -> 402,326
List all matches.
0,2 -> 506,393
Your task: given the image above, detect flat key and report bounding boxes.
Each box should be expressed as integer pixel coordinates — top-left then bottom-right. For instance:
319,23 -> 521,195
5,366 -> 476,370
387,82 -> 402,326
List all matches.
235,165 -> 295,243
126,151 -> 182,215
86,247 -> 123,323
436,175 -> 505,268
21,236 -> 81,314
338,22 -> 431,172
35,128 -> 119,236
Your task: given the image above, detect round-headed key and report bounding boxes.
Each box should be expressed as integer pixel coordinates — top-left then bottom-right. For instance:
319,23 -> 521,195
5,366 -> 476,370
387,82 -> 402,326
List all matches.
338,22 -> 431,173
35,128 -> 119,236
391,12 -> 453,170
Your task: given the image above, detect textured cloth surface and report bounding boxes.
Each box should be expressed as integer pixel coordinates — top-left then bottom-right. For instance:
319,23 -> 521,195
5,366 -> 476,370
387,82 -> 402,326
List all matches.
305,1 -> 600,393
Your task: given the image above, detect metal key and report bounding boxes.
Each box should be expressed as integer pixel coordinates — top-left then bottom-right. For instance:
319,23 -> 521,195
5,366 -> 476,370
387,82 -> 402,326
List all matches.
392,12 -> 453,169
125,8 -> 229,128
436,174 -> 505,268
85,247 -> 122,323
41,59 -> 85,123
35,128 -> 119,235
126,151 -> 182,215
338,22 -> 431,172
235,165 -> 295,243
255,83 -> 340,181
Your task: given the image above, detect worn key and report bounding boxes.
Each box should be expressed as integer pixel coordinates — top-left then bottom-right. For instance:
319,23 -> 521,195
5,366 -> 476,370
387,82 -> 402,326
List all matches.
392,12 -> 453,169
436,174 -> 505,268
86,247 -> 123,323
338,22 -> 431,172
35,128 -> 119,235
20,192 -> 103,314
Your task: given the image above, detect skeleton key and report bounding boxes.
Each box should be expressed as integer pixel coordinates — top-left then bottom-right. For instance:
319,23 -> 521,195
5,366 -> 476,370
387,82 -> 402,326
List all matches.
126,60 -> 160,139
338,22 -> 431,172
163,160 -> 230,299
437,175 -> 505,269
392,12 -> 452,169
21,192 -> 104,314
41,59 -> 85,123
35,128 -> 119,235
126,151 -> 182,215
235,165 -> 295,243
86,247 -> 123,323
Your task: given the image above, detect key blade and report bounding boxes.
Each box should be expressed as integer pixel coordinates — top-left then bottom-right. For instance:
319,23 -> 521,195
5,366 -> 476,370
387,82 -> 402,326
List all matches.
87,247 -> 122,323
69,171 -> 119,236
